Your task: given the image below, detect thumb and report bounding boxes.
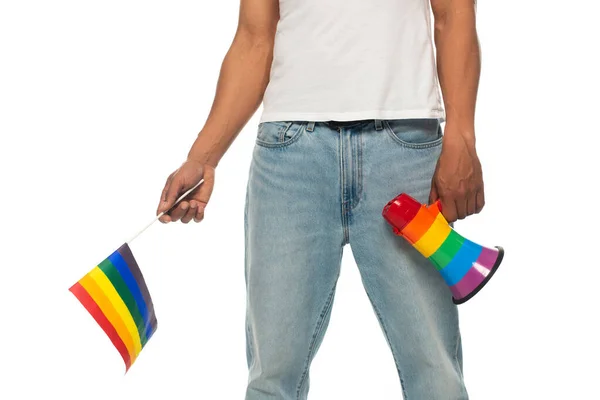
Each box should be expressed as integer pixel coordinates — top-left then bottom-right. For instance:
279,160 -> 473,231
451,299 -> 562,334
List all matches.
429,181 -> 439,205
158,176 -> 185,214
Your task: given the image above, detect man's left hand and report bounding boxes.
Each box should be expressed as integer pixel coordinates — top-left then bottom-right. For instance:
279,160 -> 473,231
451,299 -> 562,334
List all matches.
429,131 -> 484,223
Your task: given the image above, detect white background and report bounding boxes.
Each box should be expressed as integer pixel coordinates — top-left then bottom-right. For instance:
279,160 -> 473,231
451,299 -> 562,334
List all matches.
1,1 -> 599,399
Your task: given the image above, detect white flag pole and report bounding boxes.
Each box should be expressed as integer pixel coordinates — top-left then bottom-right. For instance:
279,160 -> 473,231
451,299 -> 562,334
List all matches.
126,179 -> 205,244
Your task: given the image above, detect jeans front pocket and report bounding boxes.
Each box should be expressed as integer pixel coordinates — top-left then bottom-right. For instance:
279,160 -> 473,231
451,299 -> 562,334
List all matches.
256,121 -> 308,148
384,119 -> 443,149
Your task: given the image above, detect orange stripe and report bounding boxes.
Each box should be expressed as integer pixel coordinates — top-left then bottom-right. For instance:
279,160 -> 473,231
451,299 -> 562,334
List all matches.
402,205 -> 439,244
88,268 -> 142,356
69,282 -> 132,371
80,273 -> 137,364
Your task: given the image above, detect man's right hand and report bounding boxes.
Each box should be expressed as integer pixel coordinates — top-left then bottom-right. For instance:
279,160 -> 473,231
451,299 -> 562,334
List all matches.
156,160 -> 215,224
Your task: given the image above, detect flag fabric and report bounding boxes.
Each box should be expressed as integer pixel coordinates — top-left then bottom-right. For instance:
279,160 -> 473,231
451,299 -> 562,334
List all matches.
69,243 -> 157,372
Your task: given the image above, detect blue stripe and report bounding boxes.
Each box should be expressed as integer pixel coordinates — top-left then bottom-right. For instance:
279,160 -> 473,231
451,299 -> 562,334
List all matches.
146,324 -> 157,341
439,240 -> 483,286
108,251 -> 149,329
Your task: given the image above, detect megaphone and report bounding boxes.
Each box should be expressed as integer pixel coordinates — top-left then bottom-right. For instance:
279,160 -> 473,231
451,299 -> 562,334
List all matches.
382,193 -> 503,304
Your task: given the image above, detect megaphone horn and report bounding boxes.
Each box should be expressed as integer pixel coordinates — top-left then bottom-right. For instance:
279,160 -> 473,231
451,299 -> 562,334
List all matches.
382,193 -> 503,304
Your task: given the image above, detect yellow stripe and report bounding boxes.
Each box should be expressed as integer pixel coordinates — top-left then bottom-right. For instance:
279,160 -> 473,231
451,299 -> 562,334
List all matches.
414,212 -> 452,257
80,272 -> 137,363
88,267 -> 143,357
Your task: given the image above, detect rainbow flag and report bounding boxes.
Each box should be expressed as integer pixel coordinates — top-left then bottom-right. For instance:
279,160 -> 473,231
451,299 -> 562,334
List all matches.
70,243 -> 157,372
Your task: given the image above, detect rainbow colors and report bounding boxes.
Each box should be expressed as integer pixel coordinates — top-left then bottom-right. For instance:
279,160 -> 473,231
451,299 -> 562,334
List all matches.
70,243 -> 157,371
400,203 -> 502,302
383,194 -> 503,304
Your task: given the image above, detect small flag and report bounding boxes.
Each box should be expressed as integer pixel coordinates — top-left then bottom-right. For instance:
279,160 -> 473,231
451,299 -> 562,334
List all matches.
69,178 -> 203,372
69,243 -> 157,372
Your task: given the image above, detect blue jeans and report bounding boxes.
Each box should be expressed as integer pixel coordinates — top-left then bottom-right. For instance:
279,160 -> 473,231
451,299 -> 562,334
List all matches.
244,119 -> 467,400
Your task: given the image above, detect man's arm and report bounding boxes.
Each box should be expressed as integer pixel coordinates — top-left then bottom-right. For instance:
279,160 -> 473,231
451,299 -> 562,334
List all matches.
157,0 -> 278,223
430,0 -> 485,222
188,0 -> 279,167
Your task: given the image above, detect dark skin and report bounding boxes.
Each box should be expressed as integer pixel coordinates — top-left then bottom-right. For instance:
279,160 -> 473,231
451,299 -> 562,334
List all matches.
158,0 -> 484,224
430,0 -> 485,221
157,0 -> 278,223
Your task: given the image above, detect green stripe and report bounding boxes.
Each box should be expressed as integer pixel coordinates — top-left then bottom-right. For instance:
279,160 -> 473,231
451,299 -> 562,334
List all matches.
429,230 -> 465,270
99,258 -> 148,345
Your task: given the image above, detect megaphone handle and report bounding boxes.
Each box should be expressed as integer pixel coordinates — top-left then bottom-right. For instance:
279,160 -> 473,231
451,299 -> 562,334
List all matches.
428,199 -> 442,212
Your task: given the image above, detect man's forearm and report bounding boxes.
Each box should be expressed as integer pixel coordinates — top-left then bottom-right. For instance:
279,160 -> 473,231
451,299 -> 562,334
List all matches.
187,30 -> 274,167
433,1 -> 480,144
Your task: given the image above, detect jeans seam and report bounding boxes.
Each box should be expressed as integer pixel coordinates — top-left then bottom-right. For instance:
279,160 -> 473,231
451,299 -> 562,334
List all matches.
296,283 -> 337,399
339,129 -> 349,244
246,319 -> 254,363
243,179 -> 254,366
359,133 -> 363,202
453,318 -> 468,399
454,315 -> 463,380
352,132 -> 363,208
364,291 -> 409,400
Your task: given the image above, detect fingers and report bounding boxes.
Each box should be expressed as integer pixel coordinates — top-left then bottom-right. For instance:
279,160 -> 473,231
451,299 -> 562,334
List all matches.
188,200 -> 205,223
466,193 -> 477,217
455,194 -> 468,221
169,201 -> 189,223
158,175 -> 183,223
157,174 -> 173,217
428,181 -> 439,205
194,202 -> 205,223
460,189 -> 485,219
180,201 -> 198,224
440,189 -> 484,223
440,190 -> 489,222
440,197 -> 458,223
475,190 -> 485,214
161,175 -> 172,204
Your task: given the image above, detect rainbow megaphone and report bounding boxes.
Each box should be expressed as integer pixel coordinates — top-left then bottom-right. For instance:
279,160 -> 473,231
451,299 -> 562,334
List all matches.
382,193 -> 503,304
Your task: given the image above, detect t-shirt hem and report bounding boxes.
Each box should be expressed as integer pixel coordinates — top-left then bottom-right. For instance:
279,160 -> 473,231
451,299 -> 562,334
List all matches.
259,109 -> 446,123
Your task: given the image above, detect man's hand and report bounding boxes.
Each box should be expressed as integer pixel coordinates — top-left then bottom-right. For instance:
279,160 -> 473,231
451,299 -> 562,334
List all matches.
429,131 -> 484,223
157,160 -> 215,224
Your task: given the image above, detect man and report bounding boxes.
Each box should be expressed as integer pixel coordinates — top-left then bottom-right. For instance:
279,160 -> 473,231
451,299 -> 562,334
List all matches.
157,0 -> 484,398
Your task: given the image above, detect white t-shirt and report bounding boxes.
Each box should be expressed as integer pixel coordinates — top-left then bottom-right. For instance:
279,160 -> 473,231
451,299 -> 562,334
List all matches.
260,0 -> 445,123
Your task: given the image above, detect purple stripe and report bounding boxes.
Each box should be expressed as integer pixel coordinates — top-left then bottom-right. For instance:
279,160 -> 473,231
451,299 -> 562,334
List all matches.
450,247 -> 500,301
146,315 -> 158,341
476,246 -> 499,270
449,266 -> 486,300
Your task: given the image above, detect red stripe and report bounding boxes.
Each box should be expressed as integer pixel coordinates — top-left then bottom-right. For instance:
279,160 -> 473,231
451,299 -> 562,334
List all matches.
70,282 -> 132,371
